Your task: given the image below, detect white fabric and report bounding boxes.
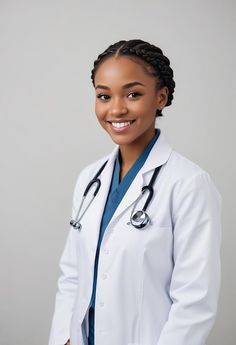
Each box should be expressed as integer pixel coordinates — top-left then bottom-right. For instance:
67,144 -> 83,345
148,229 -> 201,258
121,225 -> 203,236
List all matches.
48,131 -> 222,345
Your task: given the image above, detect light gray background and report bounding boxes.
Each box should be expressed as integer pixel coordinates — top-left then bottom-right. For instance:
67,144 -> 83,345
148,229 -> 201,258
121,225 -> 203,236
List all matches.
0,0 -> 235,344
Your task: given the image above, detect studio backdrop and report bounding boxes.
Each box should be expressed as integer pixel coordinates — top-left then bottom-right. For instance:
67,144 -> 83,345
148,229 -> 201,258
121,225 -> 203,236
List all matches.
0,0 -> 235,344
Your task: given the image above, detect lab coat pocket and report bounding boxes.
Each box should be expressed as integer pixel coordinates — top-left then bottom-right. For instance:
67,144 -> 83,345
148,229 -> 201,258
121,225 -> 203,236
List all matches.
117,220 -> 172,253
142,223 -> 173,258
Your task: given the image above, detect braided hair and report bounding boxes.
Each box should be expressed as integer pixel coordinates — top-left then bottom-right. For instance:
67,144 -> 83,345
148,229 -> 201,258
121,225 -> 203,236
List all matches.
91,39 -> 175,117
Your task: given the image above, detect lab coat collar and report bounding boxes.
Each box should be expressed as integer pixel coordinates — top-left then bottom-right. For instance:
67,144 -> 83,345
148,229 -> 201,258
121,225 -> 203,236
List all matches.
140,129 -> 172,174
98,129 -> 173,232
105,129 -> 173,176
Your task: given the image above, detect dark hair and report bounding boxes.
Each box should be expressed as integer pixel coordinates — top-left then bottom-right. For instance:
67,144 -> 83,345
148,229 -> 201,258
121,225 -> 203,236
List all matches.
91,39 -> 175,117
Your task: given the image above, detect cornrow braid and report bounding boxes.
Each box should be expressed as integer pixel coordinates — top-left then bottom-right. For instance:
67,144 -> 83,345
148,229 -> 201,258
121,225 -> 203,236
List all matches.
91,39 -> 175,117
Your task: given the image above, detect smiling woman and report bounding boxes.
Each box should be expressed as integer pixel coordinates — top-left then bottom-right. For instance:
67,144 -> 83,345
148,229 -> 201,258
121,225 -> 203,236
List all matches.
48,39 -> 221,345
94,56 -> 168,158
92,43 -> 174,177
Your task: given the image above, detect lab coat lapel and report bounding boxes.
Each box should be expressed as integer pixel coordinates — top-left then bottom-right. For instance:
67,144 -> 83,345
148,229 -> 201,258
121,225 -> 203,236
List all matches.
85,145 -> 119,247
105,131 -> 173,228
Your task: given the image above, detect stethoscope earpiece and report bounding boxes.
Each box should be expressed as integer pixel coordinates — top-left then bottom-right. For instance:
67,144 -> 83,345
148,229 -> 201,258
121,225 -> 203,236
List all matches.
70,220 -> 82,230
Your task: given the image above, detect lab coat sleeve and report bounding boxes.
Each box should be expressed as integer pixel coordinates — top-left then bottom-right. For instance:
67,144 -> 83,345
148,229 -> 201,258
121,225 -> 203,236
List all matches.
48,171 -> 85,345
156,171 -> 222,345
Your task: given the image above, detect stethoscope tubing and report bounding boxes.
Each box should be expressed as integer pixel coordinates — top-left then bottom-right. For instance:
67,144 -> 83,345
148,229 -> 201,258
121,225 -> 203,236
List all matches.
70,160 -> 162,230
142,165 -> 161,212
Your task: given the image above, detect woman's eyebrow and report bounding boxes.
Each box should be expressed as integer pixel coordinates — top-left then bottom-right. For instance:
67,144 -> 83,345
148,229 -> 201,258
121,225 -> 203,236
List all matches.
95,81 -> 145,90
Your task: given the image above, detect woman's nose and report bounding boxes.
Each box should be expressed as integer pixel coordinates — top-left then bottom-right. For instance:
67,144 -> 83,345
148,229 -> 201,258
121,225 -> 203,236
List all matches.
109,97 -> 128,116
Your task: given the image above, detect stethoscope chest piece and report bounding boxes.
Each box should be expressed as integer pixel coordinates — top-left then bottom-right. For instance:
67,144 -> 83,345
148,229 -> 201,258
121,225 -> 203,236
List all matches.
70,159 -> 162,232
130,210 -> 150,229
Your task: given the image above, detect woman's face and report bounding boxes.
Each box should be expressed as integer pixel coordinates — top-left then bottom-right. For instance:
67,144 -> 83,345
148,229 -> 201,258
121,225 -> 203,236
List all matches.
94,56 -> 168,148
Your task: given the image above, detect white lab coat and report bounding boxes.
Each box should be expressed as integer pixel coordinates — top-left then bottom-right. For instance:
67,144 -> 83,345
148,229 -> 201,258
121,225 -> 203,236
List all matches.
48,131 -> 222,345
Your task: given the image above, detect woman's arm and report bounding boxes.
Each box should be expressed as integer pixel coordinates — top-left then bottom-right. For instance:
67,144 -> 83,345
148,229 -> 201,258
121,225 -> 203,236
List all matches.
48,226 -> 79,345
157,172 -> 222,345
48,171 -> 85,345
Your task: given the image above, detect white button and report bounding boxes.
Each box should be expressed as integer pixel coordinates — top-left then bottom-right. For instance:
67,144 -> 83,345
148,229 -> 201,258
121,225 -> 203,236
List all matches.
104,248 -> 109,254
99,301 -> 104,307
101,273 -> 107,280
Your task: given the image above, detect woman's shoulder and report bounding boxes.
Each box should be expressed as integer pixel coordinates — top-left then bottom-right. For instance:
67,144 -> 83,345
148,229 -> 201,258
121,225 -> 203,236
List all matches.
156,130 -> 210,183
81,155 -> 109,177
165,149 -> 221,200
73,151 -> 112,189
167,150 -> 206,179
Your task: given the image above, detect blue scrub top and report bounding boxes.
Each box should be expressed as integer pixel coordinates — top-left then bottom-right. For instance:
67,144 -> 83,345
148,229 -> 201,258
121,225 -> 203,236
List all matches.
88,128 -> 161,344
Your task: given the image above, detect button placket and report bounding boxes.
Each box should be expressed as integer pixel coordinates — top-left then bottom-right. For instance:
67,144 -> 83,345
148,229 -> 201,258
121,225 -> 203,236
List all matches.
101,273 -> 107,280
103,247 -> 109,254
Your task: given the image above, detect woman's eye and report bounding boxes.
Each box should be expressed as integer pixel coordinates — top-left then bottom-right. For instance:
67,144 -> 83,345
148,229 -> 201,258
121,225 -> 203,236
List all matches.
97,94 -> 110,101
96,92 -> 142,101
128,92 -> 142,98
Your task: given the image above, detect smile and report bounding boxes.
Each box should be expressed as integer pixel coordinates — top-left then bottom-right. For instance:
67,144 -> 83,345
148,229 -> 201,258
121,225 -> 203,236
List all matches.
108,120 -> 136,132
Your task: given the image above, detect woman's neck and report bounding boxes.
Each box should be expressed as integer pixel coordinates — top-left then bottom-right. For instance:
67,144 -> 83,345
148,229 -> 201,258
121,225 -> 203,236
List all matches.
118,127 -> 156,171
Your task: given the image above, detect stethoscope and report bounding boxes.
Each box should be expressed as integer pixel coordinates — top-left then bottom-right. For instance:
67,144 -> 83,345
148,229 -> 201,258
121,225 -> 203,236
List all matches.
70,160 -> 162,230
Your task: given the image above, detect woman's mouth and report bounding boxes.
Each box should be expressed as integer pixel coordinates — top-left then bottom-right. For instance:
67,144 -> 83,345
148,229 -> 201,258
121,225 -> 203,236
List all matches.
108,120 -> 135,132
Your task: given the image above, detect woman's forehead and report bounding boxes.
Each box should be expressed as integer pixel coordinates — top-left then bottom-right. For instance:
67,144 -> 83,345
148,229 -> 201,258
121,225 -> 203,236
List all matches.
94,56 -> 155,85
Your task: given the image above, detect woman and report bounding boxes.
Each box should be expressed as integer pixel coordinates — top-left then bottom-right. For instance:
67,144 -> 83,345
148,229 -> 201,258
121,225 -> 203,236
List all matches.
48,39 -> 222,345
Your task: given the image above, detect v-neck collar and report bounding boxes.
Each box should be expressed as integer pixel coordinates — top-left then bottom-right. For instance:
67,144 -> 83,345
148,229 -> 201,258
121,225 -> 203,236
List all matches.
115,128 -> 161,187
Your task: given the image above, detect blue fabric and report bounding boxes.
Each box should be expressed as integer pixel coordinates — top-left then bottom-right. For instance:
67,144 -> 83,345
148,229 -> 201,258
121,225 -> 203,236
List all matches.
88,129 -> 161,344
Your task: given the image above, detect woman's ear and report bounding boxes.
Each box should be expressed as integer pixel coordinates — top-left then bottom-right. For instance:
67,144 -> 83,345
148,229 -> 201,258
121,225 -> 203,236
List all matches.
156,86 -> 169,110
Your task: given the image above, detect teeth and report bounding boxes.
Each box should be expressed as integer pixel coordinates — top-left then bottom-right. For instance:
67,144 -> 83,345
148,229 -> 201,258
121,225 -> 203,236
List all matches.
111,121 -> 133,128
